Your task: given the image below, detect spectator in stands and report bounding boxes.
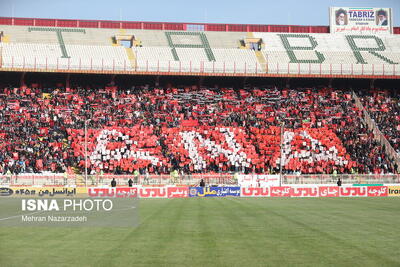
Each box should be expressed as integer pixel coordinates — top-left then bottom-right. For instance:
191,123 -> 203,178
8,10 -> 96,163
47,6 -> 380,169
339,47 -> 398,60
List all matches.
0,84 -> 395,176
359,89 -> 400,170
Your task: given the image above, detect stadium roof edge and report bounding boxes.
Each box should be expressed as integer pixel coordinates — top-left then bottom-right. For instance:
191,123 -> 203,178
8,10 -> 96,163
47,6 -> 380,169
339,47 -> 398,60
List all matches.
0,16 -> 399,34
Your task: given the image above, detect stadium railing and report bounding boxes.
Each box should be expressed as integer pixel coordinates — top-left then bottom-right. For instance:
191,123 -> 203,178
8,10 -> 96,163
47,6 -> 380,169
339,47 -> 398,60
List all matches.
282,174 -> 400,185
1,56 -> 399,77
0,173 -> 235,186
1,174 -> 399,186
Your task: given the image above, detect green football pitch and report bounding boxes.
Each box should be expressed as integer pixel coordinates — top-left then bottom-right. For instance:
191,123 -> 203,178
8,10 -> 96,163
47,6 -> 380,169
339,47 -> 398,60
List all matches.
0,197 -> 400,267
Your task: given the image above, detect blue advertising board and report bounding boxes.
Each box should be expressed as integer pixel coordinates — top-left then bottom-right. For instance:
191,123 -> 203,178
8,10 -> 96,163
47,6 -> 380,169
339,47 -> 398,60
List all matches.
189,187 -> 241,197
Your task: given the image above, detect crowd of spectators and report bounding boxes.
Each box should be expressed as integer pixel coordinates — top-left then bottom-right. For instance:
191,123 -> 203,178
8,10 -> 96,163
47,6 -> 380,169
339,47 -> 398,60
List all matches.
0,84 -> 397,175
360,90 -> 400,156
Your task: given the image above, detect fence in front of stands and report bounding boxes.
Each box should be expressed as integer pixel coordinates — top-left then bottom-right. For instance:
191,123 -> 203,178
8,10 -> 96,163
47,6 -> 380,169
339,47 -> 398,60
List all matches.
1,173 -> 399,186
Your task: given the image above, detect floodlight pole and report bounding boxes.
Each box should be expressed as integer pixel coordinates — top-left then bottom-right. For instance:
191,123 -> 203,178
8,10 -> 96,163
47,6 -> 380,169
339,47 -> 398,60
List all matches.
279,122 -> 285,187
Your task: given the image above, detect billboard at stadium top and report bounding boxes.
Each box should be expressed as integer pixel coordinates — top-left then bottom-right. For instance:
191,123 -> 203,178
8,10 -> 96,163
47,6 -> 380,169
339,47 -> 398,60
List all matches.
330,7 -> 393,34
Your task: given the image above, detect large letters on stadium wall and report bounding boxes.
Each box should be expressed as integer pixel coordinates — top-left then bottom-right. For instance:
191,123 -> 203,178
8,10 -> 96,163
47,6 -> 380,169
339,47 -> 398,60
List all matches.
330,7 -> 393,34
163,29 -> 398,65
164,30 -> 398,66
165,32 -> 216,62
277,34 -> 398,65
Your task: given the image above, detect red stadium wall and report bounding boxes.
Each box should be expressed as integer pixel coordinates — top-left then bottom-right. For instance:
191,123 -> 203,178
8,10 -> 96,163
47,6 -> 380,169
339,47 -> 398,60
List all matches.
0,16 -> 399,34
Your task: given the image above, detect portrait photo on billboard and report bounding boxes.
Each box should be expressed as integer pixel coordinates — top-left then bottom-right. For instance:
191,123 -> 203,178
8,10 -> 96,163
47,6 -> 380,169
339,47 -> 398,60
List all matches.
376,9 -> 388,26
335,8 -> 348,25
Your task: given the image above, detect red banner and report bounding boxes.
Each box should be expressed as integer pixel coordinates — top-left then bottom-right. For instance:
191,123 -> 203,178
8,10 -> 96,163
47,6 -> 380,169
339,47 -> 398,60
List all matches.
290,187 -> 319,197
367,186 -> 388,197
139,187 -> 167,198
270,186 -> 291,197
88,187 -> 138,198
241,186 -> 389,198
339,186 -> 368,197
167,187 -> 189,198
318,186 -> 339,197
241,187 -> 270,197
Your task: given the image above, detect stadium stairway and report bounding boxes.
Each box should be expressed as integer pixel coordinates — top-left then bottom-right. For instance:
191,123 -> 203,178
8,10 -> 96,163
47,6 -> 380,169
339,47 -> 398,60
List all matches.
246,32 -> 267,72
352,91 -> 400,172
117,29 -> 137,69
126,48 -> 136,69
255,51 -> 267,72
2,34 -> 10,43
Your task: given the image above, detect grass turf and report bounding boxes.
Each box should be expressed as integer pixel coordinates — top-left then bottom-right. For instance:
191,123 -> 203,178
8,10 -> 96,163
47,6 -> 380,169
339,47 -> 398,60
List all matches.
0,197 -> 400,267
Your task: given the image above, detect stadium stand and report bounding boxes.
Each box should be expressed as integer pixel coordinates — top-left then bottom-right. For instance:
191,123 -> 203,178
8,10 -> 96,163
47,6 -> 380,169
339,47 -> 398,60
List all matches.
255,32 -> 400,75
0,84 -> 396,176
0,42 -> 131,70
1,25 -> 400,75
360,90 -> 400,156
0,19 -> 399,179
